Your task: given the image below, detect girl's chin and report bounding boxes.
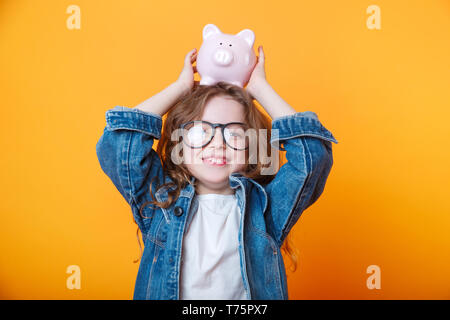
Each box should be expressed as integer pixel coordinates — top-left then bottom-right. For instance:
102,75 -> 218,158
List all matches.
200,170 -> 231,180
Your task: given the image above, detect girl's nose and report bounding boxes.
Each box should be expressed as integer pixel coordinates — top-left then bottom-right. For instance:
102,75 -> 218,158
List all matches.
209,129 -> 226,149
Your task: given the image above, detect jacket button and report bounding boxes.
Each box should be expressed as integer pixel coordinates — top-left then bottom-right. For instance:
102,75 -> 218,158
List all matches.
174,206 -> 183,217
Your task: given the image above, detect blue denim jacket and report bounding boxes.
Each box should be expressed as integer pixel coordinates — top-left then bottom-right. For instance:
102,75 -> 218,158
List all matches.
96,106 -> 338,300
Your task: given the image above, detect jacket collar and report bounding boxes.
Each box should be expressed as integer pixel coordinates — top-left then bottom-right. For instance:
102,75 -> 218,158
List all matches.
154,172 -> 268,214
177,173 -> 245,198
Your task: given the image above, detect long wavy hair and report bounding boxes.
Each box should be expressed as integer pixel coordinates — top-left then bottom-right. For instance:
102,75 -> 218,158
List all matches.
134,81 -> 298,272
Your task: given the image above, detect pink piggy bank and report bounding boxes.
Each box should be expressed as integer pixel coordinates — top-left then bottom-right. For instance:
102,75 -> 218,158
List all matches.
197,24 -> 257,88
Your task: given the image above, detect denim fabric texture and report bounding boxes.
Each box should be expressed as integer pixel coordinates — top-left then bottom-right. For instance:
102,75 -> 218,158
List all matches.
96,106 -> 338,300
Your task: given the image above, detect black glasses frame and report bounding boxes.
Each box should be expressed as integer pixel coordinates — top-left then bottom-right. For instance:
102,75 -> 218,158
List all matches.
179,120 -> 249,150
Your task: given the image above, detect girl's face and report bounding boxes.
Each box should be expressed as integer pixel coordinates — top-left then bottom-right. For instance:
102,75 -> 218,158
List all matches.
182,95 -> 247,195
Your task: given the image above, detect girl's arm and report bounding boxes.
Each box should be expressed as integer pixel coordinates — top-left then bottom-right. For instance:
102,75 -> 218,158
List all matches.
134,49 -> 198,116
96,106 -> 163,234
133,80 -> 189,116
248,79 -> 297,120
96,49 -> 198,233
246,46 -> 297,120
246,46 -> 338,246
264,114 -> 337,245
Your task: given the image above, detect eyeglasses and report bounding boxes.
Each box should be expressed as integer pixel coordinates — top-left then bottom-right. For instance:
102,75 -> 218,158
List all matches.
179,120 -> 249,150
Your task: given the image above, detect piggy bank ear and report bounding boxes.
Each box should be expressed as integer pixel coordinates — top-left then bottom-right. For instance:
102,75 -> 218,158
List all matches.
203,24 -> 222,40
236,29 -> 255,48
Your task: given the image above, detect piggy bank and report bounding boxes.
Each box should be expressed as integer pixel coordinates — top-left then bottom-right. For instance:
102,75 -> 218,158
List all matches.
196,24 -> 257,88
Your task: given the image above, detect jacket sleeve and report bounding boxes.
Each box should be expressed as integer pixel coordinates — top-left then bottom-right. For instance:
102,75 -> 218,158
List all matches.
264,111 -> 338,246
95,106 -> 164,233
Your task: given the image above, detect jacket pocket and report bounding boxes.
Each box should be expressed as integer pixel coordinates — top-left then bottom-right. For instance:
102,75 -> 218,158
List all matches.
144,209 -> 166,249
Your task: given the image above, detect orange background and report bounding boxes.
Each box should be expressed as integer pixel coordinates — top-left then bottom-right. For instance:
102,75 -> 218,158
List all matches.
1,0 -> 449,299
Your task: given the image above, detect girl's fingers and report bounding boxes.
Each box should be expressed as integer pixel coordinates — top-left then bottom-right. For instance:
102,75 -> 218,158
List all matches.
258,46 -> 264,62
185,49 -> 197,64
184,54 -> 191,65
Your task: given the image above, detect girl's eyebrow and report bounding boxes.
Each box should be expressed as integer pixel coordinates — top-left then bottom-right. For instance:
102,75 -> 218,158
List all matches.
201,118 -> 246,123
200,120 -> 229,124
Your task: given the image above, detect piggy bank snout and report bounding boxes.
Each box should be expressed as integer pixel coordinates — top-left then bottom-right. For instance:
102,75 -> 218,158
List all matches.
213,49 -> 234,66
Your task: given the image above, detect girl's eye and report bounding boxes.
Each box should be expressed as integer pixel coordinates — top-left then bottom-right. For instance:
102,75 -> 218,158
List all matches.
187,127 -> 206,140
225,130 -> 244,139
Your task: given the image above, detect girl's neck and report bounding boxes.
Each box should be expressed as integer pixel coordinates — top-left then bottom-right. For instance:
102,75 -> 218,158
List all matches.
195,183 -> 235,195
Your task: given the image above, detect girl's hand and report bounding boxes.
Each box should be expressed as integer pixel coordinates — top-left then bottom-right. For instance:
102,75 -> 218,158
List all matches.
246,45 -> 268,98
176,48 -> 199,94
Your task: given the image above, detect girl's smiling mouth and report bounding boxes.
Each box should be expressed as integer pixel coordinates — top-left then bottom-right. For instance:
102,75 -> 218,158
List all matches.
202,156 -> 227,166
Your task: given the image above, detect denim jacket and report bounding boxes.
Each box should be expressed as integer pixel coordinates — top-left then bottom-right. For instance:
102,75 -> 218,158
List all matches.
96,106 -> 338,300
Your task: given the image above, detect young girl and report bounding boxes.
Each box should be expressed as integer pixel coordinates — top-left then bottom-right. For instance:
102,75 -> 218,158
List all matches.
96,46 -> 338,300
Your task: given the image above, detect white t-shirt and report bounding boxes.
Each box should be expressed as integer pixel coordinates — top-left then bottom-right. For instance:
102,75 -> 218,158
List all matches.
179,193 -> 248,300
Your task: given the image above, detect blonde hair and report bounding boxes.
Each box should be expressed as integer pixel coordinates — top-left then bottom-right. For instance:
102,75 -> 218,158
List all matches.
134,82 -> 298,272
